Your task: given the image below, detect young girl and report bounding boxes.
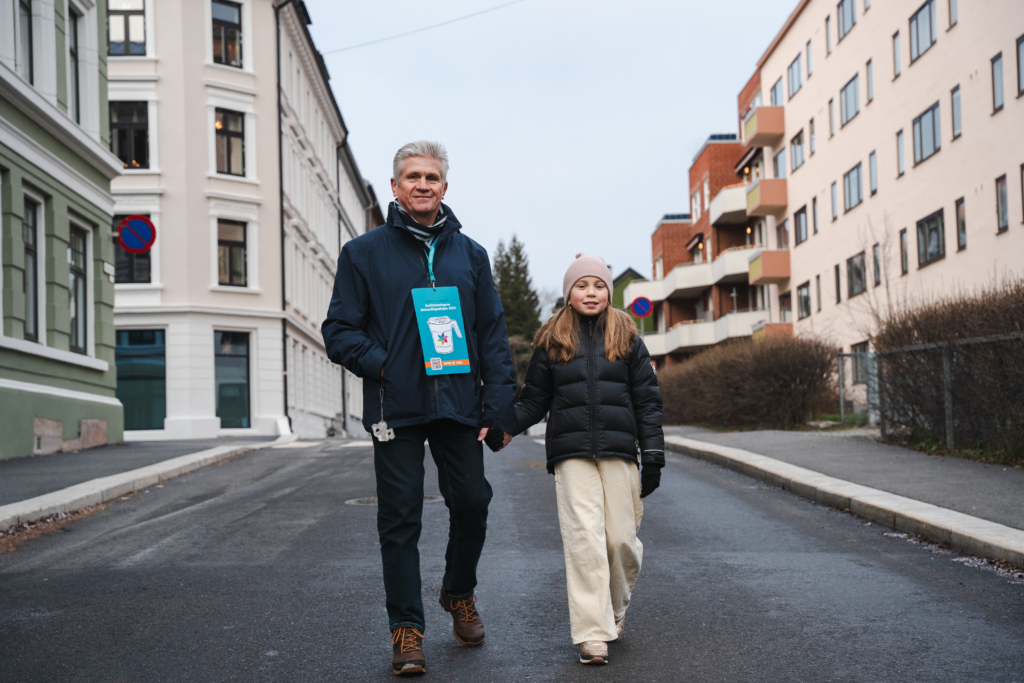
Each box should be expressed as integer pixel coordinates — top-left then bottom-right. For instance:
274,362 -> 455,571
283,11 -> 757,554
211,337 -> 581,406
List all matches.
512,253 -> 664,665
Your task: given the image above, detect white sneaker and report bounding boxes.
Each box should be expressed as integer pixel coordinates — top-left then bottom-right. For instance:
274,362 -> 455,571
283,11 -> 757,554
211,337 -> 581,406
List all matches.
613,616 -> 625,642
578,641 -> 609,665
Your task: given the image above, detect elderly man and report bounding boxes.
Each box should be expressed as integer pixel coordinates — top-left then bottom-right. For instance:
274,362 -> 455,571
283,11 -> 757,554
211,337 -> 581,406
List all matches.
323,141 -> 516,676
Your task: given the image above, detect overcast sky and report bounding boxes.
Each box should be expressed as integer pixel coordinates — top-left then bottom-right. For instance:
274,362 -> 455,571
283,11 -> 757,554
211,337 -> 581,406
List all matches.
305,0 -> 796,303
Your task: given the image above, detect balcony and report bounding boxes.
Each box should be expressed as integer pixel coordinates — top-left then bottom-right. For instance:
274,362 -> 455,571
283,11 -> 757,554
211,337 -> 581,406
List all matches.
624,262 -> 713,304
746,178 -> 787,217
748,249 -> 790,286
712,245 -> 758,285
752,320 -> 794,342
643,310 -> 769,356
742,106 -> 785,147
709,184 -> 748,226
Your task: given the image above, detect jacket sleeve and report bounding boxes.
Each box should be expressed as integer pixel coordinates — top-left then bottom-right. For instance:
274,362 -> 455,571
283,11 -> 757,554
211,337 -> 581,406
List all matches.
474,249 -> 517,433
628,337 -> 665,467
321,244 -> 387,380
513,347 -> 555,436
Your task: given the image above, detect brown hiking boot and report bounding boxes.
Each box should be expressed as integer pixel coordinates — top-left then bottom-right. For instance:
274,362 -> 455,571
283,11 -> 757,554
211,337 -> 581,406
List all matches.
439,587 -> 485,646
391,627 -> 425,676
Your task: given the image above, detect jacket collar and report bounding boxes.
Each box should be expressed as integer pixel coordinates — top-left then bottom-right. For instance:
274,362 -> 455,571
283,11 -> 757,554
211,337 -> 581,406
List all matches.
386,202 -> 462,238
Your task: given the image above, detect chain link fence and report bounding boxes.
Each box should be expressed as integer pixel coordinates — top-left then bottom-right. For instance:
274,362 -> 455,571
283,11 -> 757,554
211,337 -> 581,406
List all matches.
842,332 -> 1024,453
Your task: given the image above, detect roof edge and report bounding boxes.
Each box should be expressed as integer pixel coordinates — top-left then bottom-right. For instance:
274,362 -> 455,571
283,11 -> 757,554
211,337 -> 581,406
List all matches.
756,0 -> 812,69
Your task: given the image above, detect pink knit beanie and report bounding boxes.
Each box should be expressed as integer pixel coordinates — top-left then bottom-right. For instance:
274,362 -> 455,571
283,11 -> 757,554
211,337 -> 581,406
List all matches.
562,253 -> 613,303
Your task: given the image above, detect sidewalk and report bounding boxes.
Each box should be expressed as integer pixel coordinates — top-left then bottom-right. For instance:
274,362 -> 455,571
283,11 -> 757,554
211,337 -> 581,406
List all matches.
0,438 -> 277,507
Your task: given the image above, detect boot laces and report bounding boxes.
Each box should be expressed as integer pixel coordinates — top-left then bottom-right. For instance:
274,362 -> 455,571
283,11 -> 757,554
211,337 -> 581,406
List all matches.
451,595 -> 478,622
392,627 -> 424,653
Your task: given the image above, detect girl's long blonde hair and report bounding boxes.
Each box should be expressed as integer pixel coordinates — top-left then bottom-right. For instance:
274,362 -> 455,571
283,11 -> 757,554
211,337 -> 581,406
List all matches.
533,305 -> 638,364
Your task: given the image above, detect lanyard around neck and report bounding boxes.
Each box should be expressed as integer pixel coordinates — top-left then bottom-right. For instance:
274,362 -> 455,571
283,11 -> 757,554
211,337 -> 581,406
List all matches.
427,239 -> 437,289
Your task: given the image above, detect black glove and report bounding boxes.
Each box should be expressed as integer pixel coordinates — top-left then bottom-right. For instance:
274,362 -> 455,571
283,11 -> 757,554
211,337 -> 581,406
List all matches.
640,465 -> 662,499
484,427 -> 508,453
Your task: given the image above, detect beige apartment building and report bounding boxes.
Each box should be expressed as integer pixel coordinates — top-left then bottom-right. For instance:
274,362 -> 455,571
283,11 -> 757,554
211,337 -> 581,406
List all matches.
745,0 -> 1024,355
108,0 -> 376,440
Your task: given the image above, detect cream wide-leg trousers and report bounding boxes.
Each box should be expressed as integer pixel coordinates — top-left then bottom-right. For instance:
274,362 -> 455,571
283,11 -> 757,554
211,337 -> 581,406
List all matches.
553,457 -> 644,644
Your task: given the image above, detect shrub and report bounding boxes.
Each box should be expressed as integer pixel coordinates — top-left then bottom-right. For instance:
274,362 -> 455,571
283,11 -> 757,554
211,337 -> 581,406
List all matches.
660,337 -> 837,429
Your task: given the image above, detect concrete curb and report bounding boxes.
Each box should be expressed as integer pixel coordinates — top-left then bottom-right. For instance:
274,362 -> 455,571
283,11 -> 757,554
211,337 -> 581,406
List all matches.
0,434 -> 298,530
665,435 -> 1024,567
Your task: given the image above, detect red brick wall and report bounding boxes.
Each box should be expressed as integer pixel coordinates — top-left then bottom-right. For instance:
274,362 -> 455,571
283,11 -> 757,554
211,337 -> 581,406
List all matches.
651,219 -> 695,274
688,142 -> 748,259
737,69 -> 762,131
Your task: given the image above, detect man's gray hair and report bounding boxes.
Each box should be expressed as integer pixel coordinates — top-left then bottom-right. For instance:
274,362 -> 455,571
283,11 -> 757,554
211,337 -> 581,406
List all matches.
393,140 -> 449,182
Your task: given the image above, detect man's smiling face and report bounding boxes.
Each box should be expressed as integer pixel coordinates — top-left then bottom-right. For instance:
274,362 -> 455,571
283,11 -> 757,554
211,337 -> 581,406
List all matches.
391,156 -> 447,224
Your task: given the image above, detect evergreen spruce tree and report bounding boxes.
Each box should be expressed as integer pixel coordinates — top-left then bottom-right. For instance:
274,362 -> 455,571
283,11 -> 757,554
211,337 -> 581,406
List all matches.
493,236 -> 541,340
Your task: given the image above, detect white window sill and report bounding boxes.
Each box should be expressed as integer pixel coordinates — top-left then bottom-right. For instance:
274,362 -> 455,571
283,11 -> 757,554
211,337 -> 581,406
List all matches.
0,335 -> 109,372
206,61 -> 255,77
115,283 -> 163,291
120,168 -> 161,175
108,55 -> 158,62
208,173 -> 260,185
210,285 -> 262,294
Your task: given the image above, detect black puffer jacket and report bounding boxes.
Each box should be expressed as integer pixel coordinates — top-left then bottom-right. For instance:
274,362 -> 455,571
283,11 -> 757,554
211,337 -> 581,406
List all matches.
513,317 -> 664,474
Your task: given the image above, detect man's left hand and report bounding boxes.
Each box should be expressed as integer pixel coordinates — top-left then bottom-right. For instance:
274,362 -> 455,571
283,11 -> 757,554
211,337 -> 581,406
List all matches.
478,427 -> 488,441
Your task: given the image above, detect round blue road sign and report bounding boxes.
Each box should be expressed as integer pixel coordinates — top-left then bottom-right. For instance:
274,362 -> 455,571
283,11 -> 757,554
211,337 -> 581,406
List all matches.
117,215 -> 157,254
630,296 -> 653,318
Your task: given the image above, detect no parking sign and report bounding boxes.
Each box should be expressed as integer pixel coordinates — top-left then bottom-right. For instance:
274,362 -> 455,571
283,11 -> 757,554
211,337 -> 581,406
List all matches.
630,297 -> 653,318
117,215 -> 157,254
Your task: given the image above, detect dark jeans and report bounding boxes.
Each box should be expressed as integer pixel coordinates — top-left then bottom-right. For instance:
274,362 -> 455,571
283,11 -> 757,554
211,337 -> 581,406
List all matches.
373,419 -> 493,632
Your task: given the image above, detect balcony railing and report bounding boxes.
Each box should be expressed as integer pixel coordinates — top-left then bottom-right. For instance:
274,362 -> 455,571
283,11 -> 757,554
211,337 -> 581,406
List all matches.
748,249 -> 791,286
709,184 -> 748,226
746,178 -> 787,217
642,309 -> 768,356
742,106 -> 785,147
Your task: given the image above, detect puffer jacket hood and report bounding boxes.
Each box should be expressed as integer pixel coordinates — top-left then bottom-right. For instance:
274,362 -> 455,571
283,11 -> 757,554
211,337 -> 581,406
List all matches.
512,315 -> 664,474
322,204 -> 517,434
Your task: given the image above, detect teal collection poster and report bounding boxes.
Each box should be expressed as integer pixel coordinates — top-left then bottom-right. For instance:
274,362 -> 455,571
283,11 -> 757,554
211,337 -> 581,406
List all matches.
411,286 -> 472,376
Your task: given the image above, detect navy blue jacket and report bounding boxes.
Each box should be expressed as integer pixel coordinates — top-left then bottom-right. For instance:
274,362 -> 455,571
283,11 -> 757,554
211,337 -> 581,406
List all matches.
322,204 -> 517,434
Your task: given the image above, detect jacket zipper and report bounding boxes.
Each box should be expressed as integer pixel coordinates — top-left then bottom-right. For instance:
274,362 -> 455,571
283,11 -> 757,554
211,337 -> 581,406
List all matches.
587,320 -> 599,458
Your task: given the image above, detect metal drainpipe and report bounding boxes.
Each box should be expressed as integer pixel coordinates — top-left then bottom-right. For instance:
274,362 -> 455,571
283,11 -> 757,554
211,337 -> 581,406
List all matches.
276,0 -> 295,433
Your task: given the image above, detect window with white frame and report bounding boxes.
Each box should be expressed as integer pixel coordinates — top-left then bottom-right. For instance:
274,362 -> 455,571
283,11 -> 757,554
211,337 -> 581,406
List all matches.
893,31 -> 902,77
1017,35 -> 1024,97
770,77 -> 784,107
897,129 -> 906,176
912,102 -> 941,164
826,16 -> 832,54
217,219 -> 247,286
948,0 -> 957,26
840,74 -> 860,126
773,148 -> 787,179
869,151 -> 877,195
916,209 -> 945,266
834,264 -> 841,303
797,282 -> 811,319
110,102 -> 149,169
108,0 -> 146,56
212,0 -> 243,68
838,0 -> 856,40
812,197 -> 818,233
844,163 -> 863,211
215,108 -> 245,176
788,55 -> 802,98
996,175 -> 1008,232
951,85 -> 962,138
866,59 -> 874,102
791,131 -> 804,171
955,197 -> 966,250
910,0 -> 937,63
992,53 -> 1004,112
828,99 -> 835,136
794,206 -> 808,245
831,181 -> 838,220
703,178 -> 710,211
17,0 -> 34,83
22,195 -> 41,342
900,228 -> 909,274
68,9 -> 81,123
68,225 -> 89,354
776,219 -> 789,249
873,243 -> 881,286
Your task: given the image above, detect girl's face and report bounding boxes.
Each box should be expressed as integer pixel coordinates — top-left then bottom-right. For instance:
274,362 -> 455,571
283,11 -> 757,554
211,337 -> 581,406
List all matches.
569,276 -> 609,317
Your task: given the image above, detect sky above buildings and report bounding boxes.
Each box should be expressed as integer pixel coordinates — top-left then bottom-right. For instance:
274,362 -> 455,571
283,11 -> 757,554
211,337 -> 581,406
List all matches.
306,0 -> 797,304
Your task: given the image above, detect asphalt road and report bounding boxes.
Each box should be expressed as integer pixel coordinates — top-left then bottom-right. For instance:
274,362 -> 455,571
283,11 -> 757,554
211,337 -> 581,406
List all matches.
1,437 -> 1023,682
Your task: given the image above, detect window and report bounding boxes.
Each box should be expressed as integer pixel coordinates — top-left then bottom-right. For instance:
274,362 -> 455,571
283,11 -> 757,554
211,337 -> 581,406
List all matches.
773,148 -> 787,179
948,0 -> 957,26
992,53 -> 1004,112
212,0 -> 243,68
828,99 -> 835,136
215,331 -> 250,428
779,292 -> 793,322
996,175 -> 1008,232
791,131 -> 804,171
812,197 -> 819,233
69,10 -> 81,123
844,163 -> 863,211
852,341 -> 870,384
1018,35 -> 1024,97
809,118 -> 816,154
873,243 -> 881,286
897,129 -> 906,176
776,219 -> 790,249
807,40 -> 813,76
788,55 -> 802,98
893,32 -> 902,77
916,209 -> 945,266
951,86 -> 961,139
113,215 -> 151,283
797,282 -> 812,320
840,74 -> 860,126
218,220 -> 247,286
869,151 -> 877,195
955,197 -> 966,250
69,227 -> 88,354
866,60 -> 874,102
215,108 -> 245,176
900,228 -> 909,274
18,0 -> 33,83
816,275 -> 822,311
913,102 -> 941,164
831,182 -> 838,220
794,207 -> 808,245
847,251 -> 866,297
834,264 -> 841,303
108,0 -> 145,56
770,77 -> 784,107
703,178 -> 710,211
23,198 -> 39,342
910,0 -> 937,62
865,0 -> 870,9
110,102 -> 149,169
116,330 -> 166,431
826,16 -> 833,54
838,0 -> 856,40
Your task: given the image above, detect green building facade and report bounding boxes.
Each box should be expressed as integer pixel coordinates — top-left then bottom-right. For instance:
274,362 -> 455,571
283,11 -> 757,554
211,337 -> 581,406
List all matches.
1,0 -> 123,459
